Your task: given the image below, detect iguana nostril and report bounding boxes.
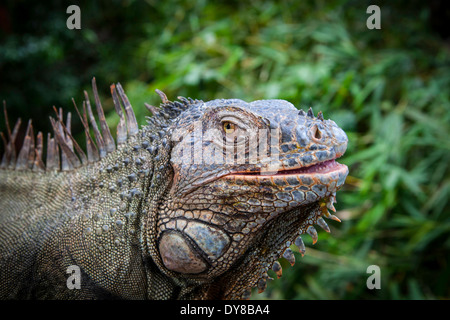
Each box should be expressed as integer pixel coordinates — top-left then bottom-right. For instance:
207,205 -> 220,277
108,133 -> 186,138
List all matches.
315,128 -> 322,140
310,125 -> 322,142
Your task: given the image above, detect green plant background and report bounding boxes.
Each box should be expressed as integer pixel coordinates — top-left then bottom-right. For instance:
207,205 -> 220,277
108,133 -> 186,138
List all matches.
0,0 -> 449,299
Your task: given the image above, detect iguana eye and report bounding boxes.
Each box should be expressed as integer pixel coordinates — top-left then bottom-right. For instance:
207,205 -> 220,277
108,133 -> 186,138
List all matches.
223,121 -> 235,134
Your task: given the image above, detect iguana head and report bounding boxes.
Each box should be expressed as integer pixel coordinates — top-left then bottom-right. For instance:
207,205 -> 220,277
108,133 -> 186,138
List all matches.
149,97 -> 348,298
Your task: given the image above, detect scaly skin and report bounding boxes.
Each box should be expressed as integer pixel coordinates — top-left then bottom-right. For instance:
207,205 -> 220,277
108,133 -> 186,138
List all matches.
0,81 -> 348,299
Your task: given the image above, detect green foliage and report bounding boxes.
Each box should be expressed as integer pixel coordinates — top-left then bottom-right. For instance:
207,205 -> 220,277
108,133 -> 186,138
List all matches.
0,0 -> 448,299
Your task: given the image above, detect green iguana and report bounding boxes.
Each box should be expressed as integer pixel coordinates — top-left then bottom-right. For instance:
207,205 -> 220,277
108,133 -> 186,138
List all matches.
0,78 -> 348,299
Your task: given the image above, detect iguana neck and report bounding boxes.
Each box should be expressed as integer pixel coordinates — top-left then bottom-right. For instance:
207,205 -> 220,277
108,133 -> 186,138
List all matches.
65,126 -> 178,298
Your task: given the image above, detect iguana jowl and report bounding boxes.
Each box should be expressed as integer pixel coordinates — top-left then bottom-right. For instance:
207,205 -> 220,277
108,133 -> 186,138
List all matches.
0,79 -> 348,299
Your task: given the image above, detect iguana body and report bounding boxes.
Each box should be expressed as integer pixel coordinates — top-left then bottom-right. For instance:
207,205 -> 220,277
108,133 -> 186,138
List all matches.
0,79 -> 348,299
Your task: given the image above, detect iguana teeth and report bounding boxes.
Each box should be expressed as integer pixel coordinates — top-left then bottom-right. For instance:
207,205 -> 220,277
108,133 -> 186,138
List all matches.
317,217 -> 330,233
306,225 -> 318,244
272,261 -> 282,278
294,236 -> 306,257
282,247 -> 295,266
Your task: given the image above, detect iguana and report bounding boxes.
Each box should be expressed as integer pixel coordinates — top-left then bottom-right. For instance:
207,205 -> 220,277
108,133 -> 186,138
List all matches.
0,78 -> 348,299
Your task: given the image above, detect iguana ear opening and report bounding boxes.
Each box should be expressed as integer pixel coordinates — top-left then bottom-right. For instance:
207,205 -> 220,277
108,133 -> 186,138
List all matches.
159,231 -> 208,274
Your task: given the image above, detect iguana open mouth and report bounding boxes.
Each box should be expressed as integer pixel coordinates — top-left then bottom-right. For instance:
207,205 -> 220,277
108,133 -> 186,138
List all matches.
275,159 -> 345,175
228,159 -> 347,177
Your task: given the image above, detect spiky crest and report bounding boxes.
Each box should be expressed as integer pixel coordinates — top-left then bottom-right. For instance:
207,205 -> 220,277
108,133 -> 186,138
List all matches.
0,78 -> 198,172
